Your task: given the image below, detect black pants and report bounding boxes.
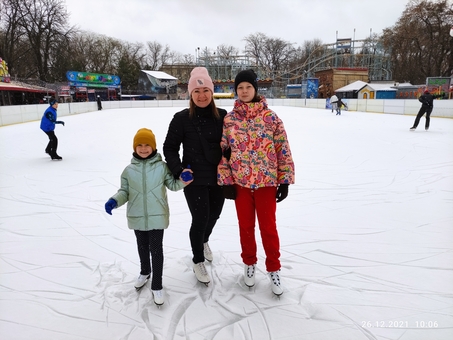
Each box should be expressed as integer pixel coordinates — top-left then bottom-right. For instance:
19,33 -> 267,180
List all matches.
413,105 -> 433,128
184,185 -> 225,263
44,131 -> 58,156
134,229 -> 164,290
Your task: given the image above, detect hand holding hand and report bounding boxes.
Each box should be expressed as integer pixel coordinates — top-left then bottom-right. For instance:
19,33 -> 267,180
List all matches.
276,184 -> 289,203
105,199 -> 117,215
180,164 -> 193,183
180,168 -> 193,183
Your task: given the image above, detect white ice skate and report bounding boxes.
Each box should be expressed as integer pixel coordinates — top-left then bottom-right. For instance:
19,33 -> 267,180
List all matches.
152,289 -> 164,306
134,274 -> 150,290
244,264 -> 256,288
203,242 -> 213,262
193,262 -> 210,285
269,271 -> 283,296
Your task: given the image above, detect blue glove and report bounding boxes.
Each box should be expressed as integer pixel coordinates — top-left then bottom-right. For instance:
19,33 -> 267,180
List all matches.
105,199 -> 117,215
181,170 -> 193,181
180,164 -> 193,181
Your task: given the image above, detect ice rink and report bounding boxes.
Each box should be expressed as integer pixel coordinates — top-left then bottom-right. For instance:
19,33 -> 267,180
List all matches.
1,105 -> 452,340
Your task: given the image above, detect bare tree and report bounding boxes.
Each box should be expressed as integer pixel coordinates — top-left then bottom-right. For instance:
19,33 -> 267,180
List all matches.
14,0 -> 75,81
116,41 -> 146,91
244,32 -> 295,81
217,44 -> 239,59
286,39 -> 325,81
145,41 -> 171,70
0,0 -> 32,77
381,0 -> 453,83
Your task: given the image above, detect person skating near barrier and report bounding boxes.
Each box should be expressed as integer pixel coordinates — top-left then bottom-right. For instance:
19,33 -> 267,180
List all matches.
40,98 -> 64,160
330,94 -> 339,113
410,90 -> 442,131
336,97 -> 346,115
96,95 -> 102,110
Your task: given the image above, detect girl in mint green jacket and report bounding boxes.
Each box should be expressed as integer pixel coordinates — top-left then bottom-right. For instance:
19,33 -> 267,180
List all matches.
104,128 -> 193,305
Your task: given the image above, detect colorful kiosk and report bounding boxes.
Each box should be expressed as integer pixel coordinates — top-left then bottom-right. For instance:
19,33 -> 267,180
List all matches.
66,71 -> 121,101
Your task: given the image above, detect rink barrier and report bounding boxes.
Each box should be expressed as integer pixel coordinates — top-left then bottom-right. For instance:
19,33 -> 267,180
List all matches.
1,98 -> 452,127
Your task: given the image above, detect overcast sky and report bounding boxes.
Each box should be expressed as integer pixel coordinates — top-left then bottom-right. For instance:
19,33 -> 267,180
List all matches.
65,0 -> 409,57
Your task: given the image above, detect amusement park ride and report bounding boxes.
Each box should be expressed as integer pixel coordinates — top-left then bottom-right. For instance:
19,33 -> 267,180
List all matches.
196,37 -> 394,86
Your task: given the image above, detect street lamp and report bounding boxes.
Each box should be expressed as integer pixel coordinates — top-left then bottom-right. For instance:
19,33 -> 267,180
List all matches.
195,47 -> 200,66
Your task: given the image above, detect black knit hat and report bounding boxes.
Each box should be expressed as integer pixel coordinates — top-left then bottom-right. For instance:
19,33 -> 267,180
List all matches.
234,69 -> 258,94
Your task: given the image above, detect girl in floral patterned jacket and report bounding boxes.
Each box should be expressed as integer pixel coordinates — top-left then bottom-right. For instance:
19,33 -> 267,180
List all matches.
217,69 -> 295,296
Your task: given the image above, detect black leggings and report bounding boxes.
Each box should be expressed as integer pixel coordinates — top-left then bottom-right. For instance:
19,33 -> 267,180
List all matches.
413,105 -> 433,128
184,185 -> 225,263
134,229 -> 164,290
44,130 -> 58,156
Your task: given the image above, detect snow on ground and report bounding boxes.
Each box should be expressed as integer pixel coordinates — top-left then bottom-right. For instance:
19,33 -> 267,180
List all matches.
1,105 -> 452,340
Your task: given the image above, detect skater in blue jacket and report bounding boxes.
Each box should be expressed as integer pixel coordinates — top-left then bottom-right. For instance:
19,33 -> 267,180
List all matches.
40,98 -> 64,160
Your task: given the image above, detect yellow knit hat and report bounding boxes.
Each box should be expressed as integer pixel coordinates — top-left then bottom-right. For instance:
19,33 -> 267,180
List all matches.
133,128 -> 156,151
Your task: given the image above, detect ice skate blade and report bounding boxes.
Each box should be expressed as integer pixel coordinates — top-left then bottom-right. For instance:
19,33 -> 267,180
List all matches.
192,268 -> 210,286
193,273 -> 210,286
135,282 -> 148,291
195,280 -> 210,286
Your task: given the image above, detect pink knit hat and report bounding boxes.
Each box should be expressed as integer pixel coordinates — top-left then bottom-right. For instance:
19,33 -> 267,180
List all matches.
188,67 -> 214,95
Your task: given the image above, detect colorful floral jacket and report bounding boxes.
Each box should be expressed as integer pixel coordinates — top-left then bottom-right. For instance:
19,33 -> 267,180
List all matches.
217,97 -> 295,189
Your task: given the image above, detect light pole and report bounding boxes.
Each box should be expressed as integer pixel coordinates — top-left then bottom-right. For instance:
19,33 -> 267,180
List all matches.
195,47 -> 200,66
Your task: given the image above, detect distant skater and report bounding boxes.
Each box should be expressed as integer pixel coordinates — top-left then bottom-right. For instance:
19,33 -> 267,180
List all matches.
97,95 -> 102,110
40,98 -> 64,160
330,94 -> 338,113
336,97 -> 346,115
410,90 -> 441,131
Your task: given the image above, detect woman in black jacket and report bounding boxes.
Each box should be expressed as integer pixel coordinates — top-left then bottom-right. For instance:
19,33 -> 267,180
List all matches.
163,67 -> 227,285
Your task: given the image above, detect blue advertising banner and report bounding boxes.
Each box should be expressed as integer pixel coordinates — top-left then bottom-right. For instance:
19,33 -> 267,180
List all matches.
66,71 -> 121,88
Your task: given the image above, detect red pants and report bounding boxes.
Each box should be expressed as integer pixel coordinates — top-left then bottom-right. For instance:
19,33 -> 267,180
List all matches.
234,185 -> 281,272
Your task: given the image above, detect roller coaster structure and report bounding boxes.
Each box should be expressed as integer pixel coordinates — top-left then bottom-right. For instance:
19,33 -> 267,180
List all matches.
197,38 -> 391,86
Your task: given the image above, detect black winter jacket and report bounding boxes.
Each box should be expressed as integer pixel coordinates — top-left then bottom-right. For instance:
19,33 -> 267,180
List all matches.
419,93 -> 442,107
418,93 -> 434,107
163,105 -> 227,186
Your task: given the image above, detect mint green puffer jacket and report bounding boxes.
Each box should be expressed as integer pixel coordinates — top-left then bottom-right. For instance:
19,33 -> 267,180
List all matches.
111,152 -> 185,231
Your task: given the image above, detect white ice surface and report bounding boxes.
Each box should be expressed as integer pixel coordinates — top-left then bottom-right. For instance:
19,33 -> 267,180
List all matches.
1,106 -> 452,340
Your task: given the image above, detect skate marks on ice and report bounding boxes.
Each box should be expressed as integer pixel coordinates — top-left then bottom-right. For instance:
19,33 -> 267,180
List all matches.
1,107 -> 453,339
